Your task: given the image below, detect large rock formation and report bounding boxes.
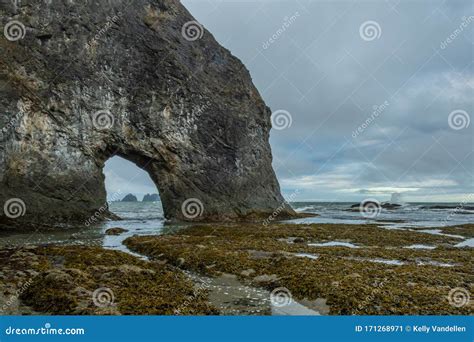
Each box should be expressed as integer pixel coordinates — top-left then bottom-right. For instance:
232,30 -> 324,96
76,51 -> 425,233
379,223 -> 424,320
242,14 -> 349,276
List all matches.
0,0 -> 295,227
143,193 -> 160,202
121,194 -> 138,202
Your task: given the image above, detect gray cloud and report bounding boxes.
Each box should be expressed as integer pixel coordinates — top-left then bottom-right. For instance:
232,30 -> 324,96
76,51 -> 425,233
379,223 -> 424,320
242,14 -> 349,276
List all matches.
106,0 -> 473,203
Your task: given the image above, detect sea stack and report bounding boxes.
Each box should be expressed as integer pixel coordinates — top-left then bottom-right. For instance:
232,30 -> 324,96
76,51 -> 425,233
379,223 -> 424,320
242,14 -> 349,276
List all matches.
121,194 -> 138,202
143,194 -> 160,202
0,0 -> 295,228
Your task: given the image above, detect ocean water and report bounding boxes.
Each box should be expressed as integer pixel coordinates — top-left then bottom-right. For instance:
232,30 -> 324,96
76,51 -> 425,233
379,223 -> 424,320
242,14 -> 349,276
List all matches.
1,201 -> 472,250
288,202 -> 474,228
99,201 -> 474,251
106,201 -> 474,229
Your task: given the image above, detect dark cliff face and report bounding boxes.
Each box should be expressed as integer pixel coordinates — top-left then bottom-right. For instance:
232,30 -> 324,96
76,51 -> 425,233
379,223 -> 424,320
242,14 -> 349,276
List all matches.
0,0 -> 295,227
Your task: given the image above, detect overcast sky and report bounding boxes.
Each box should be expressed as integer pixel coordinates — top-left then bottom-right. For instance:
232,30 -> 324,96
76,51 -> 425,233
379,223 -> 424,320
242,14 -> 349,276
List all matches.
105,0 -> 473,203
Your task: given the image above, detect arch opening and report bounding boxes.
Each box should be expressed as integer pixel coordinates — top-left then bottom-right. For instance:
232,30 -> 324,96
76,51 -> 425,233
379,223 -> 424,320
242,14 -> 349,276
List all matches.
104,155 -> 164,220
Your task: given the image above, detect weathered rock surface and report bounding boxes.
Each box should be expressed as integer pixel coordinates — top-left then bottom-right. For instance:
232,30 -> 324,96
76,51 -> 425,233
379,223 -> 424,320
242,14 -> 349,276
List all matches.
0,0 -> 295,227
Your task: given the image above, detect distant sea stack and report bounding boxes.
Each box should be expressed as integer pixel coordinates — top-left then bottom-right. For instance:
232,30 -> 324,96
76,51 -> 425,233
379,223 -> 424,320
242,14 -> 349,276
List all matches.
143,194 -> 160,202
121,194 -> 138,202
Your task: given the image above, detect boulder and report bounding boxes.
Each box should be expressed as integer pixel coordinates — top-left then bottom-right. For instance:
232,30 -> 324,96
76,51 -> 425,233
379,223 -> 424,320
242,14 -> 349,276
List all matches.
105,227 -> 129,236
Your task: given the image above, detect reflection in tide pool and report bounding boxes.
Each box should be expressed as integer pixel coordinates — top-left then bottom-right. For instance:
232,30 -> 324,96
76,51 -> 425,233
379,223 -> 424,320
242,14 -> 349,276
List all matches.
309,241 -> 360,248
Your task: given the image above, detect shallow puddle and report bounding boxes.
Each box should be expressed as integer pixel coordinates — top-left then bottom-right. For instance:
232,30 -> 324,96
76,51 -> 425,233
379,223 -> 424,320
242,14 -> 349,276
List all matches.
347,257 -> 455,267
414,229 -> 464,239
354,257 -> 404,266
454,238 -> 474,248
309,241 -> 360,248
183,271 -> 321,316
293,253 -> 319,260
404,244 -> 436,250
415,260 -> 455,267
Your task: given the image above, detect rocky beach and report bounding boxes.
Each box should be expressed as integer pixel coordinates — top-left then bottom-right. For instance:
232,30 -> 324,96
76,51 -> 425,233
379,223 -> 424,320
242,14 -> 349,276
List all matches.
1,219 -> 472,316
0,0 -> 472,325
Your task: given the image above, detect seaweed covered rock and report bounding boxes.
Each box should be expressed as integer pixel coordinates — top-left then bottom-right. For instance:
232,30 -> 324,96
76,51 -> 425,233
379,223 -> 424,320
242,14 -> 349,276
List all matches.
0,246 -> 217,315
105,227 -> 129,235
124,223 -> 474,315
0,0 -> 295,228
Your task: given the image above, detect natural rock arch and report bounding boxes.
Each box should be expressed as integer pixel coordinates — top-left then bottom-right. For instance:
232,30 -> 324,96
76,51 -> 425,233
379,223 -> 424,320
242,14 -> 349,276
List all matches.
0,0 -> 295,227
